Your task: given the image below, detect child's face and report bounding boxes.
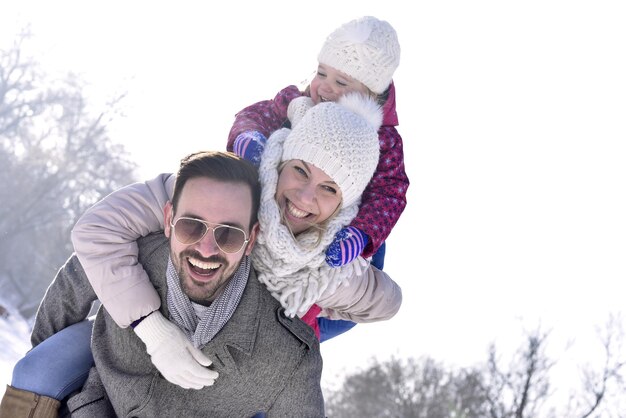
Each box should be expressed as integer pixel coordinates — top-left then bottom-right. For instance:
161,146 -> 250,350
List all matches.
275,159 -> 342,235
309,64 -> 371,105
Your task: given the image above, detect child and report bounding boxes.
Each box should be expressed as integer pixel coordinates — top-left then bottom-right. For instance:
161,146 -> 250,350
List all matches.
230,16 -> 409,270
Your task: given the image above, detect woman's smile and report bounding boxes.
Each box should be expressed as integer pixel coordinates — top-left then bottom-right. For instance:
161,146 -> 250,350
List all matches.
286,199 -> 312,219
275,160 -> 342,235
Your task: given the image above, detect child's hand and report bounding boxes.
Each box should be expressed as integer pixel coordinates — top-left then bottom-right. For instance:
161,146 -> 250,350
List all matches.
233,131 -> 267,166
325,226 -> 369,268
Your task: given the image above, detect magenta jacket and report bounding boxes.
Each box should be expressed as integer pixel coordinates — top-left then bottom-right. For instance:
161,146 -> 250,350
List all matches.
226,83 -> 410,258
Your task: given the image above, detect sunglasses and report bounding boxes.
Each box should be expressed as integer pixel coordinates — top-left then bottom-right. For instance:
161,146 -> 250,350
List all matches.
169,217 -> 249,254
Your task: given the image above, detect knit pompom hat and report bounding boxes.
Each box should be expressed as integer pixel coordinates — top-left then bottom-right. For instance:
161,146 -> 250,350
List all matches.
283,92 -> 382,208
317,16 -> 401,94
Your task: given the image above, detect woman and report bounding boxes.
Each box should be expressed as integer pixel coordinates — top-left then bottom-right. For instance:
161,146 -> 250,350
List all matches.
2,93 -> 402,417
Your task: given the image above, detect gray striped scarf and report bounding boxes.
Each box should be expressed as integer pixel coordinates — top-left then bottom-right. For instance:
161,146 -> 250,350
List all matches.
166,256 -> 250,349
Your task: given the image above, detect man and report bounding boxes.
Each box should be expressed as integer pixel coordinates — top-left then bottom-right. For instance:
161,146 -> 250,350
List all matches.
28,151 -> 324,417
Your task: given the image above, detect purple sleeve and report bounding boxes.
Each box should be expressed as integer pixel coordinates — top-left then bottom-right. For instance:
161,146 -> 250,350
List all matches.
226,85 -> 303,151
350,126 -> 410,258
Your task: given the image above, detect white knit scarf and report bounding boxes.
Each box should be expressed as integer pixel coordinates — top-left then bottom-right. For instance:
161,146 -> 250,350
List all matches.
166,256 -> 250,348
252,128 -> 369,318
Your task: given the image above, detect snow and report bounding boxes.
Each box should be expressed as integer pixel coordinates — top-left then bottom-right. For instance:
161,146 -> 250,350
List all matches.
0,307 -> 31,390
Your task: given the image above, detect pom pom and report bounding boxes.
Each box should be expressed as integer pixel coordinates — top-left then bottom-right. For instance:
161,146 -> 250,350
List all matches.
339,92 -> 383,132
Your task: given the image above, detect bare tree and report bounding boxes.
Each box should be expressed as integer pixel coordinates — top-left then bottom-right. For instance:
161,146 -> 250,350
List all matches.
0,31 -> 137,318
566,314 -> 626,418
483,328 -> 555,418
324,316 -> 625,417
324,356 -> 489,418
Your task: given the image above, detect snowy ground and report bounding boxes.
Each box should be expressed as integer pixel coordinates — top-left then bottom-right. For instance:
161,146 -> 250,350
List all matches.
0,308 -> 31,390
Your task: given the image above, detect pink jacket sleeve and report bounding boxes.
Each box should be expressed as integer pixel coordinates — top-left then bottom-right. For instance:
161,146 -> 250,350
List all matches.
351,126 -> 409,258
70,174 -> 176,327
226,85 -> 303,151
316,262 -> 402,322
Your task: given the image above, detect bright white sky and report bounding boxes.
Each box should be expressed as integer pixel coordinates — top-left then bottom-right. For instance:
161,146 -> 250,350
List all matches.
2,0 -> 626,400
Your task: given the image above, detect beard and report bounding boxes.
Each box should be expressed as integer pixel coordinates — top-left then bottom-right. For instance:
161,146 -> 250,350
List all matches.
172,248 -> 238,305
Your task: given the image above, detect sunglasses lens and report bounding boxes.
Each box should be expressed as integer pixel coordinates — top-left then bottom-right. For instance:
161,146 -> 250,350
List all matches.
214,226 -> 246,253
174,218 -> 207,244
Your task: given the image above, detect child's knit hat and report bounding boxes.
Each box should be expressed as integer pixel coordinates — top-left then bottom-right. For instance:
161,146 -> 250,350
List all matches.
283,92 -> 382,208
317,16 -> 401,95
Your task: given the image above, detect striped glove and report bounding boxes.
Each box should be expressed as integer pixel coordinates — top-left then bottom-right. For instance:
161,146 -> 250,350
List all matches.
233,131 -> 267,167
325,226 -> 368,268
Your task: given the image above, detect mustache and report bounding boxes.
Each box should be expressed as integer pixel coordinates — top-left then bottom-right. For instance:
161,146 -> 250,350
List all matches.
181,250 -> 227,265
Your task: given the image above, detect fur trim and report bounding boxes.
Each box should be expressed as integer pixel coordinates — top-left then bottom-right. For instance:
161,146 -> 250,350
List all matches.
339,92 -> 383,131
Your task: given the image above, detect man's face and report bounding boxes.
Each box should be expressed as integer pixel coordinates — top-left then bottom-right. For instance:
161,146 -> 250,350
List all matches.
164,177 -> 257,305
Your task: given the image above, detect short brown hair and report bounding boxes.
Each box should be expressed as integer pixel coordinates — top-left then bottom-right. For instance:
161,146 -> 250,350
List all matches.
171,151 -> 261,227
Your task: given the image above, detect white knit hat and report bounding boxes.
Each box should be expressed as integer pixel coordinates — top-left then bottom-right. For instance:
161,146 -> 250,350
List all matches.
253,95 -> 379,318
283,93 -> 382,208
317,16 -> 401,94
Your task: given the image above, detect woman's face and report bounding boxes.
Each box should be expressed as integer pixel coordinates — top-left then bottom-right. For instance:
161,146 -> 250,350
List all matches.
275,159 -> 343,235
309,63 -> 371,105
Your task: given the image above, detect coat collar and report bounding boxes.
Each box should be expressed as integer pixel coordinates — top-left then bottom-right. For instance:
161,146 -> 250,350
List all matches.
149,238 -> 317,374
152,253 -> 262,373
381,81 -> 399,126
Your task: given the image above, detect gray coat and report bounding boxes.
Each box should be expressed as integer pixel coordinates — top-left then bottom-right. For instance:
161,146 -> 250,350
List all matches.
32,233 -> 325,417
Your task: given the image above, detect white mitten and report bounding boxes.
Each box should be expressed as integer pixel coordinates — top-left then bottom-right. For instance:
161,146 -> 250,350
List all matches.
287,96 -> 315,126
134,311 -> 218,389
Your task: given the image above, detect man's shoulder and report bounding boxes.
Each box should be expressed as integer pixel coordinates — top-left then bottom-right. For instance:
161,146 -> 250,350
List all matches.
137,233 -> 169,266
247,269 -> 319,350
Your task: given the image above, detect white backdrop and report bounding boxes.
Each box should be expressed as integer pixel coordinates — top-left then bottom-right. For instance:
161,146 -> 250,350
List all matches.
2,0 -> 625,400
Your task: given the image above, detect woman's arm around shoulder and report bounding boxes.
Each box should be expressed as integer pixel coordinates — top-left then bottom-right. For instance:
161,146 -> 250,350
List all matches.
316,258 -> 403,323
71,173 -> 176,328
